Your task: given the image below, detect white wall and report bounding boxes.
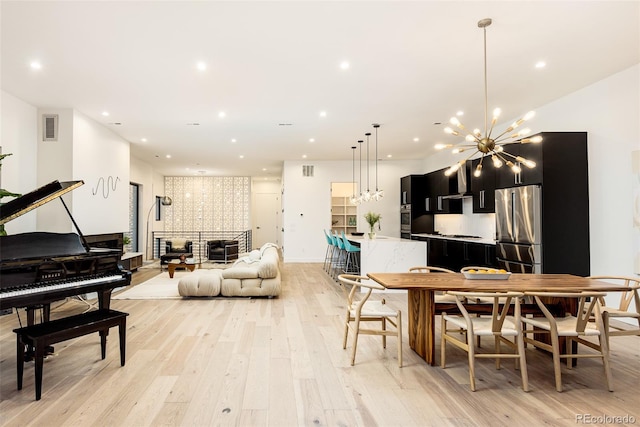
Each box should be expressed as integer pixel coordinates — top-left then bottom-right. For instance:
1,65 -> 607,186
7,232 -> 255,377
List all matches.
72,110 -> 129,235
282,159 -> 423,262
0,91 -> 37,234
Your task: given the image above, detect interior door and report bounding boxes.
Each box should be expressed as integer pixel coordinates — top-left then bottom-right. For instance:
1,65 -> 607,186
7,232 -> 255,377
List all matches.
253,192 -> 280,249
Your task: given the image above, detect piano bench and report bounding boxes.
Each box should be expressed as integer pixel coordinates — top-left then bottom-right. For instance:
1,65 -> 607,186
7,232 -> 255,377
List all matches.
13,309 -> 128,401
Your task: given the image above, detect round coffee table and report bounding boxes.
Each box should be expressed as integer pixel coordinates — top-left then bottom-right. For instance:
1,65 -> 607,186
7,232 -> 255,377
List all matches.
168,262 -> 196,278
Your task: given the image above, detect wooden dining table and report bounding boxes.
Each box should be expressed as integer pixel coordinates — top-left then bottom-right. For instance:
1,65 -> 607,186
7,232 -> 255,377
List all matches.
367,272 -> 630,366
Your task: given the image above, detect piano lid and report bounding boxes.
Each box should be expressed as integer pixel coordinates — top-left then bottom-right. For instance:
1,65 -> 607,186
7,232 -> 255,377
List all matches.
0,180 -> 84,225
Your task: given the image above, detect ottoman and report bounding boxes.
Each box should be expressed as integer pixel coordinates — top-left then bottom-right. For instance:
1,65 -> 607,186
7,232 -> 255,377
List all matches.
178,270 -> 222,297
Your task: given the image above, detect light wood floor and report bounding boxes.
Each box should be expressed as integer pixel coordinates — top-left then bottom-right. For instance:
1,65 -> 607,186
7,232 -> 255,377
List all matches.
1,263 -> 639,426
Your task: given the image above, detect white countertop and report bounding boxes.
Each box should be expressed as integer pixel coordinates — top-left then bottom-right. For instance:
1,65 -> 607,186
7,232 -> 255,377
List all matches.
347,235 -> 409,243
411,233 -> 496,245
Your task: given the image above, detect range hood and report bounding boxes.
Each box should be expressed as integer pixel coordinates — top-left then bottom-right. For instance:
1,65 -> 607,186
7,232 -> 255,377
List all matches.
442,164 -> 473,199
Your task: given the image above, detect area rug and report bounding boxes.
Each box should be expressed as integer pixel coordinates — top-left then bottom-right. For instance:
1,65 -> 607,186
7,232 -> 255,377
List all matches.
113,271 -> 204,300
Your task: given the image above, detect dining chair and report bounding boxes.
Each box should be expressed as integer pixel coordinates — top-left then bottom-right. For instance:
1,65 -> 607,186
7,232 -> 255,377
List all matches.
337,274 -> 402,367
587,276 -> 640,352
521,291 -> 613,392
408,266 -> 456,302
440,291 -> 528,392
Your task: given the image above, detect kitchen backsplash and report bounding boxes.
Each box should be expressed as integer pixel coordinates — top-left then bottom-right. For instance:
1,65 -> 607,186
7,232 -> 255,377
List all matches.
434,199 -> 496,240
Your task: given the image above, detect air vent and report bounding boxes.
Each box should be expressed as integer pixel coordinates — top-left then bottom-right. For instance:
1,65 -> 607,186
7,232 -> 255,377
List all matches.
302,165 -> 314,177
42,114 -> 58,141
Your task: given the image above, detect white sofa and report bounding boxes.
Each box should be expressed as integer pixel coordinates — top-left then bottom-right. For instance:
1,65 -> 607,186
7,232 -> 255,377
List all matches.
178,243 -> 281,297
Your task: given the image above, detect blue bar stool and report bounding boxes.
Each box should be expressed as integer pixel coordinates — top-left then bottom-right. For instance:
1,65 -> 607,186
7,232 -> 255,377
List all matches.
323,230 -> 336,273
341,231 -> 361,275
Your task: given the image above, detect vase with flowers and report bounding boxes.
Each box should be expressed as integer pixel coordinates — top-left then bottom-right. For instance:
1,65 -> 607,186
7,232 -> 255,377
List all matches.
364,212 -> 381,239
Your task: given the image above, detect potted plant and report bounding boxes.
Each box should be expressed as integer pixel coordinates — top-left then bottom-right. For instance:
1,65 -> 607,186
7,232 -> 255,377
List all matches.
122,235 -> 131,253
364,211 -> 381,239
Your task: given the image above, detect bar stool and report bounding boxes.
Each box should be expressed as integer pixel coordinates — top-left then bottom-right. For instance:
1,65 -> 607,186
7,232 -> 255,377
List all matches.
323,230 -> 336,273
341,231 -> 361,275
332,233 -> 346,279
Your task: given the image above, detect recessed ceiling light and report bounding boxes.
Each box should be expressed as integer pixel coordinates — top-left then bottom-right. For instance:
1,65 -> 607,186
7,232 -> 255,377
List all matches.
166,154 -> 171,159
319,111 -> 327,117
339,61 -> 350,70
456,111 -> 464,116
309,138 -> 315,143
231,138 -> 237,143
102,111 -> 109,117
30,61 -> 42,70
218,111 -> 226,118
239,154 -> 244,159
386,154 -> 392,158
413,137 -> 420,142
197,61 -> 207,71
262,168 -> 267,171
535,61 -> 546,69
302,154 -> 307,159
141,138 -> 147,142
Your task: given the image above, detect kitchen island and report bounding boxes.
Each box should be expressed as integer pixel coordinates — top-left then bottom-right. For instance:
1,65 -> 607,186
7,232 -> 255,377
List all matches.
347,235 -> 426,276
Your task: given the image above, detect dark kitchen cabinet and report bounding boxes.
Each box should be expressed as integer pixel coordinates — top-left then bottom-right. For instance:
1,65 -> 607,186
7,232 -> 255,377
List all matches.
470,157 -> 496,213
427,238 -> 497,271
426,169 -> 462,214
495,135 -> 543,189
400,175 -> 434,234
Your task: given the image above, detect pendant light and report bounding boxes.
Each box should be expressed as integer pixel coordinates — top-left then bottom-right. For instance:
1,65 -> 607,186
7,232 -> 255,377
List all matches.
357,139 -> 364,204
349,146 -> 358,205
363,132 -> 372,201
372,123 -> 384,200
438,18 -> 542,177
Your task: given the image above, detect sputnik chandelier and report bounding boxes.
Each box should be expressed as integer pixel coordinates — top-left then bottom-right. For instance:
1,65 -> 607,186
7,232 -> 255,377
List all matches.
438,18 -> 542,178
350,124 -> 384,205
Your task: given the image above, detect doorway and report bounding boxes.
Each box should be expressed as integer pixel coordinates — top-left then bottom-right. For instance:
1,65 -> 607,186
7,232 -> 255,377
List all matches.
253,192 -> 280,249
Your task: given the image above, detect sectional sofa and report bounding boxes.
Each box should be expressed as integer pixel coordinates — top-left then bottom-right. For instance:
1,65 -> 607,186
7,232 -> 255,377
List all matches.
177,243 -> 281,297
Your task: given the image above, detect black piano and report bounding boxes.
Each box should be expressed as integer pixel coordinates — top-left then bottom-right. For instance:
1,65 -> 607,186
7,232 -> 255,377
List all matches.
0,180 -> 131,323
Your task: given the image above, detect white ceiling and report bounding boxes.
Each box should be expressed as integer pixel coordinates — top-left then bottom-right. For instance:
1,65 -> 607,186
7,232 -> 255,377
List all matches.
2,1 -> 638,179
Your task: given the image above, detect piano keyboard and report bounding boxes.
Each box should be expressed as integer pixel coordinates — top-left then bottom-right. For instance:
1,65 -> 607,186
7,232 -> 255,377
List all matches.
0,274 -> 124,299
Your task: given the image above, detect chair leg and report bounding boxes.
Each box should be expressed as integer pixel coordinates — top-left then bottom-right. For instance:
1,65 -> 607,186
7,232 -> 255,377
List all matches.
382,317 -> 387,349
350,316 -> 361,366
599,334 -> 614,391
468,333 -> 477,392
343,311 -> 350,350
566,337 -> 573,369
517,333 -> 529,392
397,311 -> 403,368
494,336 -> 501,370
440,316 -> 447,368
550,330 -> 563,392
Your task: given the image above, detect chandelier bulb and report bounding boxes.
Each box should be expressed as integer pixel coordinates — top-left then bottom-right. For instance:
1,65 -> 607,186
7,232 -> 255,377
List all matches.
492,108 -> 501,119
523,111 -> 536,121
492,155 -> 503,168
449,117 -> 461,126
474,164 -> 483,177
444,127 -> 458,136
465,134 -> 476,142
521,135 -> 543,144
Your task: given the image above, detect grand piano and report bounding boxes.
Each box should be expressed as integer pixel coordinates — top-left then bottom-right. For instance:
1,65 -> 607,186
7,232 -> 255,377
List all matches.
0,180 -> 131,324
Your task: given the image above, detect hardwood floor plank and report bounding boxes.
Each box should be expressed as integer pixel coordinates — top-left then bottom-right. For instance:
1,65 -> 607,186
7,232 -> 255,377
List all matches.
1,263 -> 639,426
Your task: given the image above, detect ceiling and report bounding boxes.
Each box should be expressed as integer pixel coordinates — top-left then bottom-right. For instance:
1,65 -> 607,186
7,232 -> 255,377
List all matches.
2,1 -> 638,179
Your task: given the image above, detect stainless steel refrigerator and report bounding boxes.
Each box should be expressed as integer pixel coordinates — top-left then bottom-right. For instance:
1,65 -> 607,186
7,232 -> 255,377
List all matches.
495,185 -> 542,273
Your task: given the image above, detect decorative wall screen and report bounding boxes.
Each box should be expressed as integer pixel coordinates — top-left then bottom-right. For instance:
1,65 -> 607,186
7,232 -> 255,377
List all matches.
164,176 -> 250,232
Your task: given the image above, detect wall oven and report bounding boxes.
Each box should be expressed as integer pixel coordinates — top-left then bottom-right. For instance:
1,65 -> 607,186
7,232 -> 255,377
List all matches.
401,204 -> 411,238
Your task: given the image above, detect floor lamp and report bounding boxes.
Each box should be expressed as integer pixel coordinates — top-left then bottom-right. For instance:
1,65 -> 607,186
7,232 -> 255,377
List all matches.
145,195 -> 172,260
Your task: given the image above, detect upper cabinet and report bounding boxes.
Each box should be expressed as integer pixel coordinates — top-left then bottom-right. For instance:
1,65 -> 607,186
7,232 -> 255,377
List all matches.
495,140 -> 543,188
470,157 -> 496,213
425,169 -> 462,214
468,132 -> 587,213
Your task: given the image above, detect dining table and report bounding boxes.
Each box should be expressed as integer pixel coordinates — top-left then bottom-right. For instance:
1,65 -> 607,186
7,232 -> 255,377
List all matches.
366,272 -> 631,366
